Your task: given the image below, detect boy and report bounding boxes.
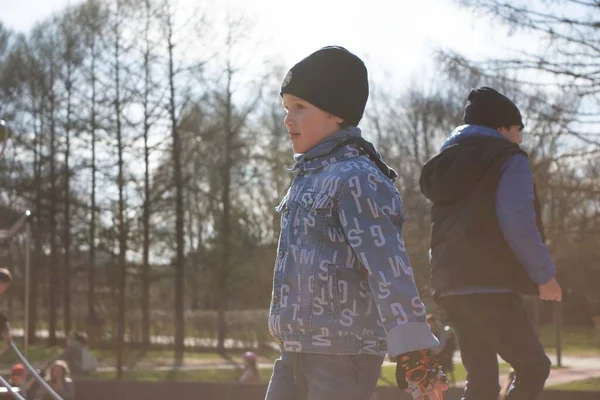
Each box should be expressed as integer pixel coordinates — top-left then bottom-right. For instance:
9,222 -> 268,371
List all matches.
9,363 -> 25,387
0,268 -> 12,335
0,121 -> 14,335
0,120 -> 7,159
58,331 -> 98,376
420,87 -> 562,399
0,268 -> 12,295
265,46 -> 447,400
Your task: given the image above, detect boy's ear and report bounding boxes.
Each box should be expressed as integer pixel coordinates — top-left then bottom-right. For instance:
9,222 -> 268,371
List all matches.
330,114 -> 344,124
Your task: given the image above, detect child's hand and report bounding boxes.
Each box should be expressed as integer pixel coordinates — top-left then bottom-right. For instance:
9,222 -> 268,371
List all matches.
395,349 -> 448,399
539,277 -> 562,302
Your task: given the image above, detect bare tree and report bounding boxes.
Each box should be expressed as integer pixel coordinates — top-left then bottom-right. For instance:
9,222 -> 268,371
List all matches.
211,12 -> 264,353
108,0 -> 132,378
78,0 -> 108,328
139,0 -> 159,349
155,0 -> 212,364
28,22 -> 62,346
160,0 -> 186,365
447,0 -> 600,147
28,48 -> 45,345
58,7 -> 84,334
1,29 -> 46,344
252,67 -> 291,241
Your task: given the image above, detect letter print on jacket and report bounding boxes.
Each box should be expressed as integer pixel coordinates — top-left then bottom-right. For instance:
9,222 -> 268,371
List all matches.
268,137 -> 438,357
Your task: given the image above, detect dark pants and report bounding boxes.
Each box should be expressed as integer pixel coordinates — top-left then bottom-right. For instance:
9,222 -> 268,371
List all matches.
439,293 -> 551,400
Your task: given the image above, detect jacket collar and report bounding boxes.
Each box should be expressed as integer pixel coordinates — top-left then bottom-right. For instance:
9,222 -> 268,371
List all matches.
289,127 -> 363,172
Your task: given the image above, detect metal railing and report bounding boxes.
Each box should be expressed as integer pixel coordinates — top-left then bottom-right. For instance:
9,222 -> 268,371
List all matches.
0,325 -> 64,400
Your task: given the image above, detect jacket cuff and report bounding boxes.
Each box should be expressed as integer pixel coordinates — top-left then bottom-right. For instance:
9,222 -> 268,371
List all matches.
532,267 -> 555,285
386,322 -> 439,358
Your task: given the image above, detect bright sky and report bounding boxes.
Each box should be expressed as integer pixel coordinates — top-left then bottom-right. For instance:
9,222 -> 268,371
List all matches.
1,0 -> 536,89
0,0 -> 550,264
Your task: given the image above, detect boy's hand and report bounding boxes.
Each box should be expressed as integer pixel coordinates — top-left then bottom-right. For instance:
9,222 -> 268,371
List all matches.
395,349 -> 448,399
539,277 -> 562,302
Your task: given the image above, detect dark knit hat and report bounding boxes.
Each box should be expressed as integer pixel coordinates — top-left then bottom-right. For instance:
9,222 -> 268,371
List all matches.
280,46 -> 368,126
463,87 -> 524,129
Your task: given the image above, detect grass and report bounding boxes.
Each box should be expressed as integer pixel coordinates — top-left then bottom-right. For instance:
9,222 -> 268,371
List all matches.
87,348 -> 280,367
0,339 -> 62,369
3,323 -> 596,385
0,340 -> 280,371
377,362 -> 511,386
90,368 -> 246,383
539,325 -> 600,356
87,361 -> 513,386
552,377 -> 600,391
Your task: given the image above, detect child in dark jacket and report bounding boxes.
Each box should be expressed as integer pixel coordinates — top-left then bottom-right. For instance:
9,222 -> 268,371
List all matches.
420,87 -> 562,400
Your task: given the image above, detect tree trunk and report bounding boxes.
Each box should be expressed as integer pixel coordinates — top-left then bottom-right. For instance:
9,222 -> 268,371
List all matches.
63,52 -> 74,335
141,0 -> 153,348
165,9 -> 185,365
48,61 -> 58,346
88,35 -> 98,323
113,3 -> 128,378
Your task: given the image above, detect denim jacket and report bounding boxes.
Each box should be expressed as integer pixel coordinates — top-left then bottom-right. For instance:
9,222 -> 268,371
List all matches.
268,128 -> 438,357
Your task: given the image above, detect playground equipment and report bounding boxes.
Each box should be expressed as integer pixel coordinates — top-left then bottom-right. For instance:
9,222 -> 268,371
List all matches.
0,323 -> 64,400
0,210 -> 63,400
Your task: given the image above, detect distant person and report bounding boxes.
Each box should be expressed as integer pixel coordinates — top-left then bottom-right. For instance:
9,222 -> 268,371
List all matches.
58,331 -> 98,376
0,124 -> 15,338
0,268 -> 12,340
31,360 -> 75,400
8,363 -> 25,387
239,351 -> 261,384
426,315 -> 457,386
6,363 -> 29,398
84,312 -> 106,343
0,268 -> 12,295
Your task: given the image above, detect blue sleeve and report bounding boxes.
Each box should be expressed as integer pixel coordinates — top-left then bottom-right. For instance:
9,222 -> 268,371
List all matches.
495,154 -> 555,284
337,170 -> 438,357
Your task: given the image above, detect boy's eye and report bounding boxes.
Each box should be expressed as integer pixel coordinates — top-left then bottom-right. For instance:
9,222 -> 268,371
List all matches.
282,102 -> 305,112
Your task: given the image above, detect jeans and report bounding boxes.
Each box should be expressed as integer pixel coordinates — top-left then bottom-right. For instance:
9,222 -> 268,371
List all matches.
265,351 -> 383,400
440,293 -> 551,400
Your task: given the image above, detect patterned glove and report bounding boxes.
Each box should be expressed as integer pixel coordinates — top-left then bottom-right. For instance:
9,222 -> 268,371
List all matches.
395,349 -> 447,399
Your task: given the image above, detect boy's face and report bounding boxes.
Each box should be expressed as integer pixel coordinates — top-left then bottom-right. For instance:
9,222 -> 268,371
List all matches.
282,94 -> 343,153
498,125 -> 523,144
51,365 -> 64,380
10,372 -> 23,385
0,282 -> 9,294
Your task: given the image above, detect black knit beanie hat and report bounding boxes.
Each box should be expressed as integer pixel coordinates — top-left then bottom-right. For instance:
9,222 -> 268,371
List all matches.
463,87 -> 524,130
280,46 -> 368,126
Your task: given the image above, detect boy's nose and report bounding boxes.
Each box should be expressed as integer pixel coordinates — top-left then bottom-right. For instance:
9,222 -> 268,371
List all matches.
283,113 -> 293,128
